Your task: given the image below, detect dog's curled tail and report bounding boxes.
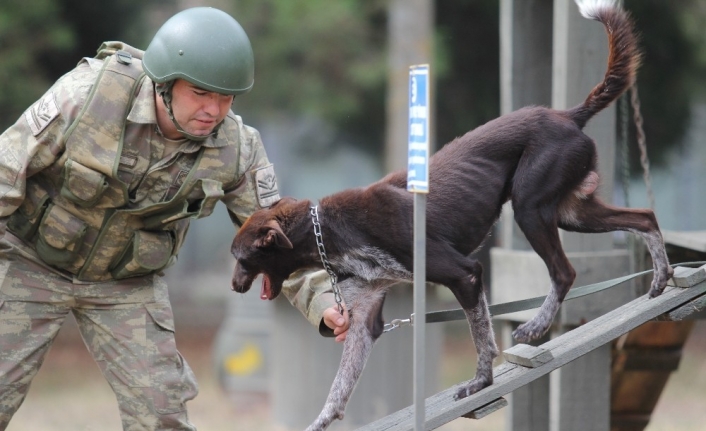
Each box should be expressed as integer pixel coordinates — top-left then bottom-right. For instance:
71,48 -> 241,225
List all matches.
567,0 -> 641,129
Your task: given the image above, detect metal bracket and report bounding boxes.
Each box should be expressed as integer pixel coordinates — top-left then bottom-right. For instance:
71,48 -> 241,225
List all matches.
383,313 -> 415,333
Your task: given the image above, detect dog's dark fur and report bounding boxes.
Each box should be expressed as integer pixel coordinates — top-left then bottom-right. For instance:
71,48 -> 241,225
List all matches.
230,4 -> 672,430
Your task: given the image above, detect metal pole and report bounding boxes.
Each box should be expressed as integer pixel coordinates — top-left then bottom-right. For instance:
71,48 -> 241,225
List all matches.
413,192 -> 426,430
407,63 -> 430,431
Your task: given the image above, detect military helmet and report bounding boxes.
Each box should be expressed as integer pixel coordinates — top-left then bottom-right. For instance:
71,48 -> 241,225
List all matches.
142,7 -> 254,95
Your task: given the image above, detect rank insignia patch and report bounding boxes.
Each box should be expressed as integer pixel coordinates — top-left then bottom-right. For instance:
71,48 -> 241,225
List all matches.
25,92 -> 60,136
254,165 -> 280,208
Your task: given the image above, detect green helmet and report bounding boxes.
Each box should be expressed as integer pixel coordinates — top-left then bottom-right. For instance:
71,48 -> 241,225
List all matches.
143,7 -> 254,96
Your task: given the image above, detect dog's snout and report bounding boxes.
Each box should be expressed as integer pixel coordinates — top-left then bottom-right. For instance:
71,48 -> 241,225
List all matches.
231,262 -> 255,293
231,276 -> 253,293
231,282 -> 250,293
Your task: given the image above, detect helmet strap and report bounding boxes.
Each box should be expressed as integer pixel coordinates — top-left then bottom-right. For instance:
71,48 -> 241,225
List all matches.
156,81 -> 222,142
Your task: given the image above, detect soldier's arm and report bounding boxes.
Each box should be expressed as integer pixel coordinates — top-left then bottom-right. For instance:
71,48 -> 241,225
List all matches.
280,270 -> 349,340
0,96 -> 63,225
221,122 -> 279,225
0,62 -> 94,226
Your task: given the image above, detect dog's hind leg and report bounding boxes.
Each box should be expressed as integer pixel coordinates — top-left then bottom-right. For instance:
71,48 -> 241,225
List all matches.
426,246 -> 498,399
558,195 -> 673,297
511,204 -> 577,343
305,279 -> 387,431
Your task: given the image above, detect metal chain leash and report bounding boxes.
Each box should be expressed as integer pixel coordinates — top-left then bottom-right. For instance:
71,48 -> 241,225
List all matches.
630,84 -> 656,210
310,205 -> 345,315
620,93 -> 631,208
383,315 -> 415,333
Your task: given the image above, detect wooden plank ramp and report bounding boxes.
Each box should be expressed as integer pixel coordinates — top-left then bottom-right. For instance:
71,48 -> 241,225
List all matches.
356,279 -> 706,431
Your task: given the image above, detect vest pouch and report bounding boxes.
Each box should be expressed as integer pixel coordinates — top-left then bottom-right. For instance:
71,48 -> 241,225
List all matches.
141,202 -> 191,230
141,180 -> 223,229
110,230 -> 174,280
35,204 -> 88,268
7,182 -> 50,241
191,179 -> 224,220
60,159 -> 109,208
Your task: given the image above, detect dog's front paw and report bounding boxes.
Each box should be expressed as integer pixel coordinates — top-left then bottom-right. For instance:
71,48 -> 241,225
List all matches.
512,320 -> 547,344
453,376 -> 491,401
305,419 -> 336,431
305,404 -> 344,431
648,265 -> 674,298
648,284 -> 664,298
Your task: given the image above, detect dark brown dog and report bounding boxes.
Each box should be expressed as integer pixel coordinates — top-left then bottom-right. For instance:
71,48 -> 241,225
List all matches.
231,3 -> 672,430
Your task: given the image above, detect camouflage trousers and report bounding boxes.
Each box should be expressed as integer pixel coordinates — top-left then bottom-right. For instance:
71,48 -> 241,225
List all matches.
0,252 -> 198,431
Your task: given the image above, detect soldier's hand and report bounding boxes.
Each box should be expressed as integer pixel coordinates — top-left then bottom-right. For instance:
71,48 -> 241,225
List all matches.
323,305 -> 349,343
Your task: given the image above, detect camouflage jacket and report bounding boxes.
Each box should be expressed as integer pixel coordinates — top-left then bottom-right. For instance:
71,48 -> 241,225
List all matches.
0,42 -> 280,283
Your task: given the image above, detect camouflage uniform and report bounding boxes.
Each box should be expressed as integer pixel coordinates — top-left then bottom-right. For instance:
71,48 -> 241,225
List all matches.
0,42 -> 332,430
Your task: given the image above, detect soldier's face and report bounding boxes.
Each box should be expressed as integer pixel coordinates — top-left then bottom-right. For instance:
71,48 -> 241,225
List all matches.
169,79 -> 234,137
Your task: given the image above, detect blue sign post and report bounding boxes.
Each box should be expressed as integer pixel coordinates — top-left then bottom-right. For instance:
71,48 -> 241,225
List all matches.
408,64 -> 429,431
408,65 -> 430,193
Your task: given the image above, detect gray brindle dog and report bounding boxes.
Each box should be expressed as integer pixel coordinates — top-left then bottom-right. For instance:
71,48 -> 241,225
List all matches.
230,2 -> 672,430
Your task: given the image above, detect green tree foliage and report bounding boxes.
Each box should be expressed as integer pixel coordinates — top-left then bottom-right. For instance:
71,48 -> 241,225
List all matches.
0,0 -> 151,130
233,0 -> 388,154
0,0 -> 74,128
44,0 -> 148,75
231,0 -> 499,157
434,0 -> 500,147
232,0 -> 500,157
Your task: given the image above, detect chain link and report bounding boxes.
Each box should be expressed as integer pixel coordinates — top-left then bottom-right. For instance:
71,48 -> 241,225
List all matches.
383,314 -> 415,333
629,84 -> 656,210
619,93 -> 631,208
310,205 -> 344,315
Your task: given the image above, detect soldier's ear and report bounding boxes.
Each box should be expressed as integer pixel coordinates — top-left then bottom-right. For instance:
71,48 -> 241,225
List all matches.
255,220 -> 293,249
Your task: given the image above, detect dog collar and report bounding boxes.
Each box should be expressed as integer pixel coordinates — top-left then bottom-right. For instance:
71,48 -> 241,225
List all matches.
310,205 -> 344,315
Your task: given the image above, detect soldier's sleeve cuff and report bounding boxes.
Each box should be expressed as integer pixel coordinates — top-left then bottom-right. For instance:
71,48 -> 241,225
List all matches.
281,269 -> 336,327
319,319 -> 336,338
308,291 -> 337,328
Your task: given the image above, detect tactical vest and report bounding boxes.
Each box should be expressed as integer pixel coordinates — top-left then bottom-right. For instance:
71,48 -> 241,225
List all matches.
7,42 -> 242,282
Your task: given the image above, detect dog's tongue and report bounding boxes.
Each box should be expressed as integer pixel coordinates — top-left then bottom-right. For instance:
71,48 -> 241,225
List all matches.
261,275 -> 272,300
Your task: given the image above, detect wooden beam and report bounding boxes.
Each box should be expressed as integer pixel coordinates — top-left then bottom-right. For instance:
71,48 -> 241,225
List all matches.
356,282 -> 706,431
658,265 -> 706,321
667,265 -> 706,288
503,344 -> 554,368
660,295 -> 706,321
462,398 -> 508,419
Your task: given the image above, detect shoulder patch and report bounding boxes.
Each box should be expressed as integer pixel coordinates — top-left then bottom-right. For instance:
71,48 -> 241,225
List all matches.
254,165 -> 280,208
25,92 -> 60,136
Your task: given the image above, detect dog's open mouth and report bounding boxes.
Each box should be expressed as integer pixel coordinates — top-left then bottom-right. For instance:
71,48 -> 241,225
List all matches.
261,274 -> 273,300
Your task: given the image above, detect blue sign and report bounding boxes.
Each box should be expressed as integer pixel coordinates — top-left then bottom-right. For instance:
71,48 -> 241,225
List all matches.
407,65 -> 430,193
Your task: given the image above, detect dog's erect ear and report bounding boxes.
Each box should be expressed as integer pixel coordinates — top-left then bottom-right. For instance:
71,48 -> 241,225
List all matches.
255,220 -> 293,249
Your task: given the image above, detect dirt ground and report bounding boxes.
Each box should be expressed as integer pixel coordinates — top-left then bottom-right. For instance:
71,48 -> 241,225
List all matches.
5,317 -> 706,431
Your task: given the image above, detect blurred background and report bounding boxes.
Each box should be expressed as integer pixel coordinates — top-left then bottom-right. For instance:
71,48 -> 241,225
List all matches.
2,0 -> 706,430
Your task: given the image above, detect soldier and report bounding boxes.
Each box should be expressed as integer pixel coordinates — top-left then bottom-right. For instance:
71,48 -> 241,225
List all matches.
0,7 -> 348,431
